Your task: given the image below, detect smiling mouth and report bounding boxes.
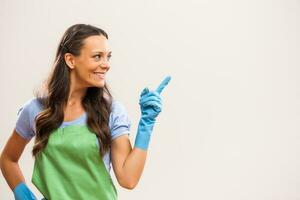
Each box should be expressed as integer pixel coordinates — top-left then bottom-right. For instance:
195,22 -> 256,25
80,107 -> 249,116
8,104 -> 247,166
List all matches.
93,72 -> 105,79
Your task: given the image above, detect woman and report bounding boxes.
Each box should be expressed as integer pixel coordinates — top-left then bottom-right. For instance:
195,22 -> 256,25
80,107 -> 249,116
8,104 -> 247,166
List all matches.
0,24 -> 171,200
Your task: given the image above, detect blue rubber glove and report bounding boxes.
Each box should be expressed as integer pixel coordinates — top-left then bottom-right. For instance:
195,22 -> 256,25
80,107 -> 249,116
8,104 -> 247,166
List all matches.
134,76 -> 171,150
13,182 -> 37,200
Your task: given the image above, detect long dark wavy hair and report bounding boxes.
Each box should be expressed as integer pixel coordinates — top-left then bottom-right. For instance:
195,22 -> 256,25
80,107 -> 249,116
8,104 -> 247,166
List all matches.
32,24 -> 113,158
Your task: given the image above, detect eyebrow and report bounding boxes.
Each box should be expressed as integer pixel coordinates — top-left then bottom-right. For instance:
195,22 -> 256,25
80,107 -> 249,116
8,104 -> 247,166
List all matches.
92,51 -> 112,54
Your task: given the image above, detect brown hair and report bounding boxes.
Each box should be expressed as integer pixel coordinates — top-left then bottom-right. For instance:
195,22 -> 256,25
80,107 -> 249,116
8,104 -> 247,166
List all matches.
32,24 -> 113,158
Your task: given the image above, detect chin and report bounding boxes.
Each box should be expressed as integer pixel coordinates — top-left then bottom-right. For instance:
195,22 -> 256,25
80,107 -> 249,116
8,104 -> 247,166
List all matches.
94,82 -> 105,88
87,79 -> 105,88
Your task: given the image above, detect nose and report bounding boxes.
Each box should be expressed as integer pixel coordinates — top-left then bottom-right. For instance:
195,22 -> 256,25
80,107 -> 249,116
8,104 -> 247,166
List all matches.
100,60 -> 110,71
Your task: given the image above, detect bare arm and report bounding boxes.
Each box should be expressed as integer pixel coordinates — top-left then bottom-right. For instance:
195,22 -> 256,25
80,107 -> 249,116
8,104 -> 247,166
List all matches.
111,134 -> 147,190
0,128 -> 30,190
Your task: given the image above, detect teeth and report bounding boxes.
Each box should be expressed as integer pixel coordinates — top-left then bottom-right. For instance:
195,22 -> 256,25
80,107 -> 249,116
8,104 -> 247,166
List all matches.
94,72 -> 104,79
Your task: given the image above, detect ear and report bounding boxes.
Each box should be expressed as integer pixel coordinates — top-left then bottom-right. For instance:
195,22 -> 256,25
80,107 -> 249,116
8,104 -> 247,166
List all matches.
64,53 -> 76,69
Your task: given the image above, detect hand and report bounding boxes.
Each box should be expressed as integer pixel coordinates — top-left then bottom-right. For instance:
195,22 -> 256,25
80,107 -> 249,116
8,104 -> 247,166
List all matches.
139,76 -> 171,120
134,76 -> 171,150
13,182 -> 37,200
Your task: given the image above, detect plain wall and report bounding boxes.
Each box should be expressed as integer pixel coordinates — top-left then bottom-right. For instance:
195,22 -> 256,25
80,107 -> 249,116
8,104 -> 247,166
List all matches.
0,0 -> 299,199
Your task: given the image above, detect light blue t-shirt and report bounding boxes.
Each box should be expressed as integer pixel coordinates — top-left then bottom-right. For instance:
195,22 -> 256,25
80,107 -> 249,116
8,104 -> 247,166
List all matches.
15,97 -> 131,173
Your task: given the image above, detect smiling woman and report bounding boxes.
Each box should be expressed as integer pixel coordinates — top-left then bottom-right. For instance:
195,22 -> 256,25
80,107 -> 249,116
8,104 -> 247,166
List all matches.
0,23 -> 171,200
63,34 -> 111,89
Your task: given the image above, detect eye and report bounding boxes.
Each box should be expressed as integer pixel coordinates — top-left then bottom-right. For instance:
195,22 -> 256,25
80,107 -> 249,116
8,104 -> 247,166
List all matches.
94,55 -> 101,60
108,55 -> 112,61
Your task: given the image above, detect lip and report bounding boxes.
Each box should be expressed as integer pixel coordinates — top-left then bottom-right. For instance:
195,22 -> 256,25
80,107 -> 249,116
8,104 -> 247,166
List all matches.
93,72 -> 105,79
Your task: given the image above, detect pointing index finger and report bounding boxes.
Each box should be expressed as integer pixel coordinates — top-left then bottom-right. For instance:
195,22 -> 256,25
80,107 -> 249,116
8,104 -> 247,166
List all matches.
155,76 -> 171,94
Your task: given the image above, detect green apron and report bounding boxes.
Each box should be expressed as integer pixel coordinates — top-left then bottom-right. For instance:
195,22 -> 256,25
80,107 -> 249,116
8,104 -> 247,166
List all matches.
31,124 -> 117,200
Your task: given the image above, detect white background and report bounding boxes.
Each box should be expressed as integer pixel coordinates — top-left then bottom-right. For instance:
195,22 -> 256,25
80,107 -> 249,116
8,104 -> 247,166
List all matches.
0,0 -> 299,199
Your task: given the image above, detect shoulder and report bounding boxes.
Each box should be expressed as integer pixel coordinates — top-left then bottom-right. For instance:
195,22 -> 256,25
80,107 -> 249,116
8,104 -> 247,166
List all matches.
15,97 -> 44,140
109,99 -> 131,139
111,99 -> 127,112
110,99 -> 131,119
17,97 -> 44,116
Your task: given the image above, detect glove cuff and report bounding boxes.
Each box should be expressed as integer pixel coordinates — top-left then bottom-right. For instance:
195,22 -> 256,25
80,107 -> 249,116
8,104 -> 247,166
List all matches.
13,182 -> 37,200
134,117 -> 156,150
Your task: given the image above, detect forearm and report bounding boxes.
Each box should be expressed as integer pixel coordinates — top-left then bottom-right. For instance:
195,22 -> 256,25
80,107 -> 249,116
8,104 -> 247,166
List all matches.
118,110 -> 157,188
121,147 -> 147,188
120,118 -> 155,188
0,158 -> 25,190
118,76 -> 171,188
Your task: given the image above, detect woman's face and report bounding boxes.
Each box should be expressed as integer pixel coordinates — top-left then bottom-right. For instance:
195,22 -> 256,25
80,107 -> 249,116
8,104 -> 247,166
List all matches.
69,35 -> 112,88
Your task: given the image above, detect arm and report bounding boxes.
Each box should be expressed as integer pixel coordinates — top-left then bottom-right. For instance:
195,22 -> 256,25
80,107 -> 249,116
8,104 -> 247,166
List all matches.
0,129 -> 37,199
111,76 -> 171,189
111,134 -> 146,190
0,128 -> 29,189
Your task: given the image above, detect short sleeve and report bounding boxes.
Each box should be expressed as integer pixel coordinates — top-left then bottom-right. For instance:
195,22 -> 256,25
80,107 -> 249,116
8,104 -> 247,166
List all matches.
109,100 -> 131,140
15,98 -> 41,140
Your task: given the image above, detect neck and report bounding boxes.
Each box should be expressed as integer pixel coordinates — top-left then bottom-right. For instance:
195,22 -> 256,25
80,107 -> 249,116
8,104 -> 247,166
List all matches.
67,76 -> 87,107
